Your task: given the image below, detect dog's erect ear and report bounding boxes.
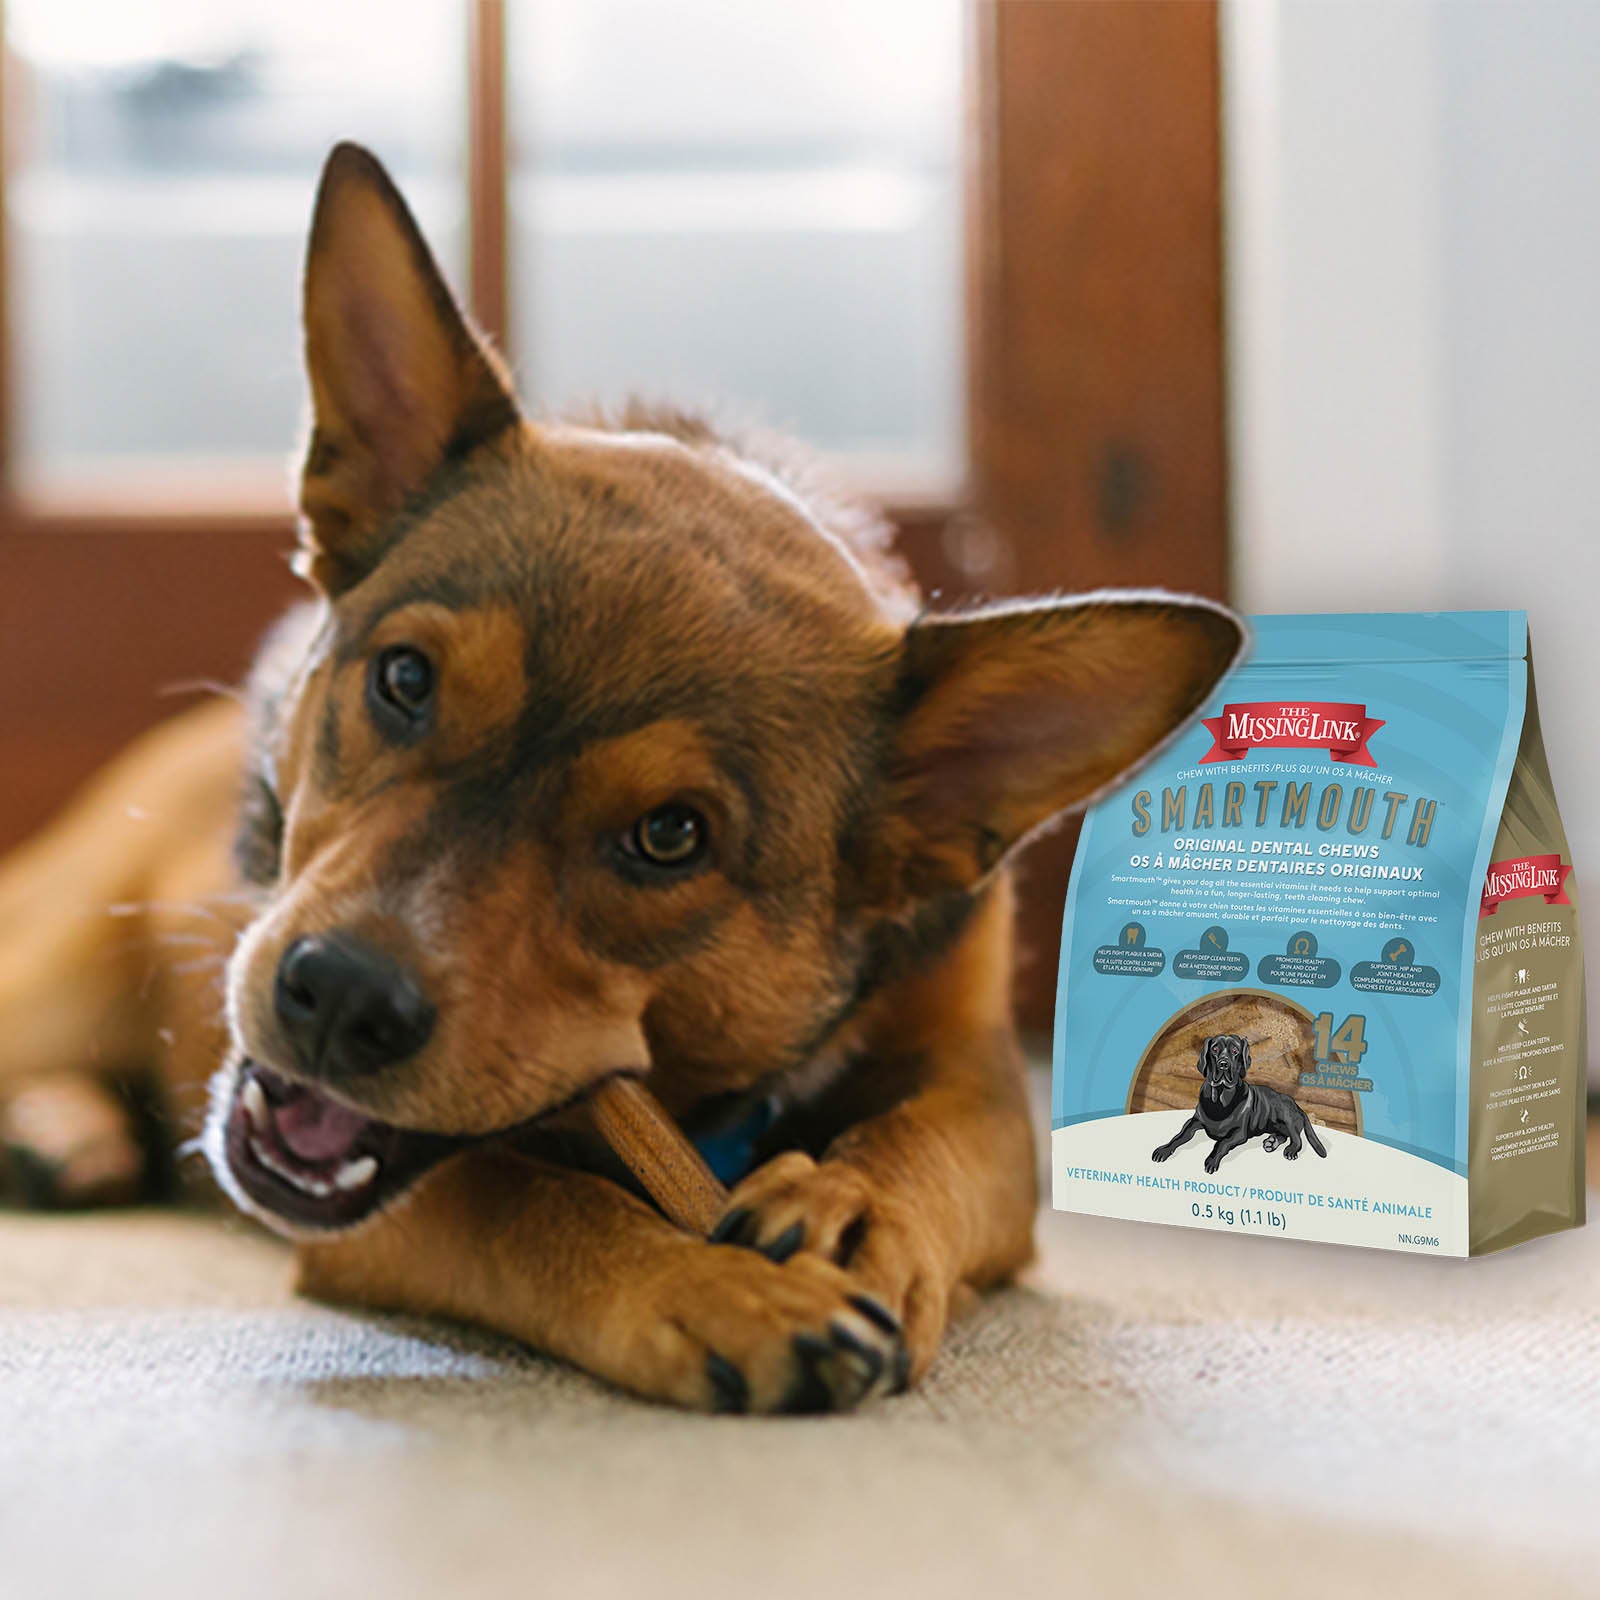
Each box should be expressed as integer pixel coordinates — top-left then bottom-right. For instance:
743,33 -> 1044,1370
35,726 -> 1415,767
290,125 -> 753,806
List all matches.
297,142 -> 519,592
868,595 -> 1243,903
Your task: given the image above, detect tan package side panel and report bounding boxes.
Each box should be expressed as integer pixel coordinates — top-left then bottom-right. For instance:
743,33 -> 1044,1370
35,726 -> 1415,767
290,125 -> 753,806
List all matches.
1468,657 -> 1587,1254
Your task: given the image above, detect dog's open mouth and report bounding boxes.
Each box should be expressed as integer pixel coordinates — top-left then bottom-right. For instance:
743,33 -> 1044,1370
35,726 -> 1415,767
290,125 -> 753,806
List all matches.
224,1061 -> 465,1232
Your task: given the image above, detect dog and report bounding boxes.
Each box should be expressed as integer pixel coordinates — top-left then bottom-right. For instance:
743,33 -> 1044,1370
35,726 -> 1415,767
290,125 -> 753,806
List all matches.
1151,1034 -> 1328,1174
0,144 -> 1242,1412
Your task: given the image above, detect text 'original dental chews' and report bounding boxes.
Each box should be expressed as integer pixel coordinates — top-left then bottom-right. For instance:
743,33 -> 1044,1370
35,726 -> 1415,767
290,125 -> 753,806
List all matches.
1052,613 -> 1586,1256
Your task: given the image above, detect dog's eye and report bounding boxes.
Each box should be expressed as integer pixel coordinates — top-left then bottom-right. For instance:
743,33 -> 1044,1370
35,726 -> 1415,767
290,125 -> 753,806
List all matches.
626,803 -> 708,869
370,646 -> 435,724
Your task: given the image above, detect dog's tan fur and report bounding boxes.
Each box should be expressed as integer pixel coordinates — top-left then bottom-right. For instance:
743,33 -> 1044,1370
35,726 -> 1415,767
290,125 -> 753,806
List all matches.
0,146 -> 1241,1411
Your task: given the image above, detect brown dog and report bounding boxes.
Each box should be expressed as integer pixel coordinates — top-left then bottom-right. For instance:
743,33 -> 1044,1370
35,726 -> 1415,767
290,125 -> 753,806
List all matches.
0,144 -> 1241,1411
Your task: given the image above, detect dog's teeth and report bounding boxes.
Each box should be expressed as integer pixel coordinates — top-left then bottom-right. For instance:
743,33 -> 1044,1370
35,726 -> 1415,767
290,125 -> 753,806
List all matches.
334,1155 -> 379,1192
249,1135 -> 338,1197
242,1117 -> 377,1203
241,1076 -> 269,1129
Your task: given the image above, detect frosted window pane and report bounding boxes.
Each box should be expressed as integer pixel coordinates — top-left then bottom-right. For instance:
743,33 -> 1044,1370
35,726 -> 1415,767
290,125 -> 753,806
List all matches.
6,0 -> 465,490
509,0 -> 966,490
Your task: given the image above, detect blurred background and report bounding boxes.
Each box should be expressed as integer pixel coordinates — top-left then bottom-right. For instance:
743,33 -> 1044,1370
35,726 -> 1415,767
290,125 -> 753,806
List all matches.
4,0 -> 964,489
0,0 -> 1594,1063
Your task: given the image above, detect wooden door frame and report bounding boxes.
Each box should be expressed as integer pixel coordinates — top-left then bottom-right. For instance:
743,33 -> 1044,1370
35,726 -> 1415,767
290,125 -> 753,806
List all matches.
922,0 -> 1230,1033
0,0 -> 1228,1042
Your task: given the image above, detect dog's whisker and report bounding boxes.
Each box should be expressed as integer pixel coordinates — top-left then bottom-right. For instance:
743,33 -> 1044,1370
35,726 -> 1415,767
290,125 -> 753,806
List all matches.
95,933 -> 219,972
147,931 -> 230,951
170,956 -> 229,976
158,677 -> 247,706
108,896 -> 254,927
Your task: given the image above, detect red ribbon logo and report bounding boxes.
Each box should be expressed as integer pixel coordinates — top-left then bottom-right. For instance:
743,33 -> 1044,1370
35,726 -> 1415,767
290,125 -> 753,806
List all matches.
1199,700 -> 1385,766
1480,853 -> 1573,917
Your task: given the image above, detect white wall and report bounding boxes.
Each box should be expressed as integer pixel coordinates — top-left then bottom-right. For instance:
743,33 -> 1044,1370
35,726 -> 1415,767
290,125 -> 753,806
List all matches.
1222,0 -> 1600,1083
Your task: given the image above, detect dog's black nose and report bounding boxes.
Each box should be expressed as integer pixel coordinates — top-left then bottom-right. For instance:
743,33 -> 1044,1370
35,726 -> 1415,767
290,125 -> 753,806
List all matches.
274,935 -> 435,1079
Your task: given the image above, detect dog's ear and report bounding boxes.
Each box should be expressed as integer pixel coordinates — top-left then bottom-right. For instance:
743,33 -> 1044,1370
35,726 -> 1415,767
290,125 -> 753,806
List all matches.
1239,1037 -> 1252,1077
297,142 -> 519,592
867,595 -> 1243,903
1196,1038 -> 1215,1076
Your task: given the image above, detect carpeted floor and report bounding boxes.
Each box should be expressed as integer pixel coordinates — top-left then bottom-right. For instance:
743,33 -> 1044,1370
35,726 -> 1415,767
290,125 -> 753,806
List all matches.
2,1099 -> 1596,1600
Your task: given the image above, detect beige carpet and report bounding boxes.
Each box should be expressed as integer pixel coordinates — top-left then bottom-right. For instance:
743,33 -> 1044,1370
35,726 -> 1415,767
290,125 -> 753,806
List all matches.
2,1107 -> 1597,1600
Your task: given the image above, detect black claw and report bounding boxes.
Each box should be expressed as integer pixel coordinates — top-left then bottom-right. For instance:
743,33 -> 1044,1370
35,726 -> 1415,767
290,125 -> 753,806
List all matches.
760,1221 -> 805,1264
847,1294 -> 901,1337
709,1207 -> 753,1246
781,1332 -> 835,1414
705,1351 -> 749,1414
890,1342 -> 913,1394
829,1319 -> 885,1388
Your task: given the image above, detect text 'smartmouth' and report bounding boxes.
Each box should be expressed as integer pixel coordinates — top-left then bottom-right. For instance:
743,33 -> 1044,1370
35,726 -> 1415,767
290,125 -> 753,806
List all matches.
224,1060 -> 466,1231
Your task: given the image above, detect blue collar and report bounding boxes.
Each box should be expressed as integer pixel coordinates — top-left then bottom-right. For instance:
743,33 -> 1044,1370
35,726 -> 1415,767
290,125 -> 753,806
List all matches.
691,1093 -> 782,1185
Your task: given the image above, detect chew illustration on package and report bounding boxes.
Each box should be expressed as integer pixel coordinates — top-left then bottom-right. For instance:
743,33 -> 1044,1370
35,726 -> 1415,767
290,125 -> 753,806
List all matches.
1052,612 -> 1585,1256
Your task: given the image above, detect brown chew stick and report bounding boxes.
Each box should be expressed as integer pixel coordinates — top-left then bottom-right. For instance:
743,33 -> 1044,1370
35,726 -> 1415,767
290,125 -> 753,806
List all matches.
586,1077 -> 728,1235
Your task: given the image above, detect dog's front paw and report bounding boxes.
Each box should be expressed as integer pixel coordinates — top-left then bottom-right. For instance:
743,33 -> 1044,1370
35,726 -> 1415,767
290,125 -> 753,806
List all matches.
711,1152 -> 946,1386
1,1077 -> 147,1208
1152,1143 -> 1174,1162
640,1243 -> 905,1414
1203,1150 -> 1224,1174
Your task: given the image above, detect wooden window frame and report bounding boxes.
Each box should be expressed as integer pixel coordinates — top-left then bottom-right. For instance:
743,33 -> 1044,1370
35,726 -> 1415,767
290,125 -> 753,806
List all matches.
0,0 -> 1227,1037
0,0 -> 956,536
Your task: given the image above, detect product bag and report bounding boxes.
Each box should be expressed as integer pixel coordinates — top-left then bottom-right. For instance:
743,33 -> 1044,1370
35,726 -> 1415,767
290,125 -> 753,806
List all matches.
1052,612 -> 1584,1255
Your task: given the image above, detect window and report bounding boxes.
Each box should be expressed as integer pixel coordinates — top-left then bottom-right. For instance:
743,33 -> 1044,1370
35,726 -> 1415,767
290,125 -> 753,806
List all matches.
4,0 -> 963,506
509,0 -> 966,495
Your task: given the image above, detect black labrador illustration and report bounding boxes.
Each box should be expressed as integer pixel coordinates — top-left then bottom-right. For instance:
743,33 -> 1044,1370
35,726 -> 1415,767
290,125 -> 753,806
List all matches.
1151,1033 -> 1328,1174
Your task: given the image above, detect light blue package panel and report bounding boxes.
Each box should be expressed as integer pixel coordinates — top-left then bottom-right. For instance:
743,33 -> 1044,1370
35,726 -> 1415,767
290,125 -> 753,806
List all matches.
1052,612 -> 1527,1175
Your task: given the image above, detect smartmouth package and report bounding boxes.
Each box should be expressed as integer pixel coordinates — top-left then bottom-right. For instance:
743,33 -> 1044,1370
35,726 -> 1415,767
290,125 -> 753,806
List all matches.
1052,612 -> 1585,1256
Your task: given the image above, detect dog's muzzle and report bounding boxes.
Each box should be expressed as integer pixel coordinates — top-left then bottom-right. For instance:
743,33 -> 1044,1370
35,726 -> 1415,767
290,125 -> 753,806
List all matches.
219,1059 -> 466,1234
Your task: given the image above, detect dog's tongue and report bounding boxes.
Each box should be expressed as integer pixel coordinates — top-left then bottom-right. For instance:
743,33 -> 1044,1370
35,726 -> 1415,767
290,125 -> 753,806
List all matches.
273,1085 -> 370,1163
